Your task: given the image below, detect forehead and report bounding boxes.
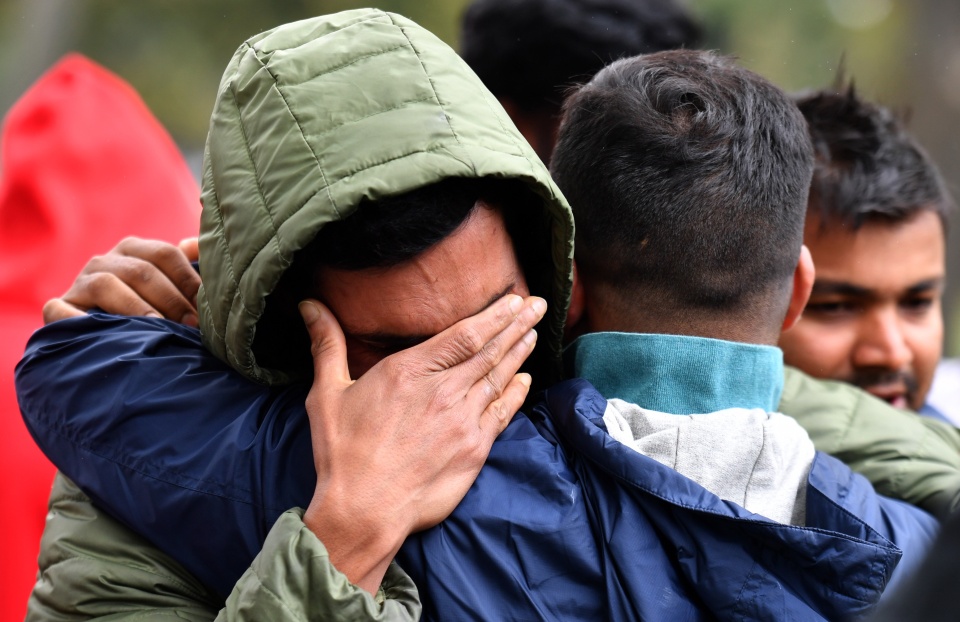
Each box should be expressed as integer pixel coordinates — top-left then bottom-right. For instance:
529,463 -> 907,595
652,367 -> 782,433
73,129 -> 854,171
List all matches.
804,210 -> 945,292
316,206 -> 528,339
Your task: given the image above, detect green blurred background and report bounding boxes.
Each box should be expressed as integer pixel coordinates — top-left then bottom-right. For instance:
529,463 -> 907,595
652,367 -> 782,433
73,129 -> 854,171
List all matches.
2,0 -> 959,354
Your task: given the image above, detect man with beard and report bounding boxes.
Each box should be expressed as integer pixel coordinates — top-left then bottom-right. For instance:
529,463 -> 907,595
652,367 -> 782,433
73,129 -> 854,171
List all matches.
779,85 -> 953,421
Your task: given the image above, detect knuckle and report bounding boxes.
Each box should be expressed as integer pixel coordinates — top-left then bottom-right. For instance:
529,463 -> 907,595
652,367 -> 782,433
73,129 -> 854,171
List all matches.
427,386 -> 457,412
453,325 -> 485,357
477,340 -> 502,366
487,399 -> 507,424
175,268 -> 200,290
124,262 -> 154,286
387,356 -> 425,385
86,271 -> 118,294
484,370 -> 505,396
426,395 -> 448,418
117,236 -> 142,251
309,334 -> 328,359
485,398 -> 516,438
479,374 -> 501,402
382,357 -> 406,382
41,299 -> 62,322
153,243 -> 180,265
85,254 -> 108,272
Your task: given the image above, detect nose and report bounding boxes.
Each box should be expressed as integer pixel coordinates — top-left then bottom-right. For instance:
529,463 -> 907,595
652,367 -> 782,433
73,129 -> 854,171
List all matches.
852,307 -> 913,371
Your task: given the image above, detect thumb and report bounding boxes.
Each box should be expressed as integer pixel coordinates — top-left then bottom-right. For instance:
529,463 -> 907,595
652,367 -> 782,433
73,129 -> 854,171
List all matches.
299,299 -> 352,388
178,237 -> 200,262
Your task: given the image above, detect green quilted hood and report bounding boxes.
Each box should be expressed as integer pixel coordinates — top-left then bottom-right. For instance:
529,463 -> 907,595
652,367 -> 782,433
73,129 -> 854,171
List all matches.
196,9 -> 574,387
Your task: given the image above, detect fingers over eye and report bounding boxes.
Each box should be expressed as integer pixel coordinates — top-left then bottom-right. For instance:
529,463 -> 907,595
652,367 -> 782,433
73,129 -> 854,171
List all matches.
422,295 -> 546,374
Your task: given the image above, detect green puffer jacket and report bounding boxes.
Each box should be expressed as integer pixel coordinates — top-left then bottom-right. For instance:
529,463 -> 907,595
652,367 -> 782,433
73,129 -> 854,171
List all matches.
29,9 -> 572,621
781,365 -> 960,518
30,474 -> 420,621
23,8 -> 960,622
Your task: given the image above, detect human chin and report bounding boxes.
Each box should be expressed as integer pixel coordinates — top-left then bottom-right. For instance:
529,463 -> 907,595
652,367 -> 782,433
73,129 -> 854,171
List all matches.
848,369 -> 919,410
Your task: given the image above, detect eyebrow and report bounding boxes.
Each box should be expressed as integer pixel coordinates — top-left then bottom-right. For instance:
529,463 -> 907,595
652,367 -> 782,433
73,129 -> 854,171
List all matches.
811,277 -> 945,298
347,281 -> 519,351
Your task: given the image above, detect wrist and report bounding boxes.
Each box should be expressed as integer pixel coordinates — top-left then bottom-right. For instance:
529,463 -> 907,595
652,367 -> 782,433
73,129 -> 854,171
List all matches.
302,490 -> 407,594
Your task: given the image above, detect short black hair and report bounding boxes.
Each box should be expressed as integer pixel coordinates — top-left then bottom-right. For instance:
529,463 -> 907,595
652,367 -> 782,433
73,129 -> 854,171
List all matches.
460,0 -> 702,113
302,177 -> 548,287
795,83 -> 953,232
308,179 -> 482,271
551,50 -> 813,323
252,178 -> 548,379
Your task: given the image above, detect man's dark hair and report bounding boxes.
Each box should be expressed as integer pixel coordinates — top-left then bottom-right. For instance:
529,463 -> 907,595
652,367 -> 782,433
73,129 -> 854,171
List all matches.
308,179 -> 483,271
795,83 -> 953,232
252,178 -> 548,376
460,0 -> 703,114
551,50 -> 813,334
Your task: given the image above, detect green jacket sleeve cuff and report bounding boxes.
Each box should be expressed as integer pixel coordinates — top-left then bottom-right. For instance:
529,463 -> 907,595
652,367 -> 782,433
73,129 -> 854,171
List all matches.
220,509 -> 421,621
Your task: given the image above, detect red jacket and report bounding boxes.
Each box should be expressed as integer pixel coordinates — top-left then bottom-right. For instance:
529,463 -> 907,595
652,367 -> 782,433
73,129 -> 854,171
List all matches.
0,53 -> 199,620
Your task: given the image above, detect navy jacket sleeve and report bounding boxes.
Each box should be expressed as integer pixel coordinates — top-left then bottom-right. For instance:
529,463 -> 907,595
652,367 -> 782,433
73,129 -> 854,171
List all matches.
16,313 -> 316,598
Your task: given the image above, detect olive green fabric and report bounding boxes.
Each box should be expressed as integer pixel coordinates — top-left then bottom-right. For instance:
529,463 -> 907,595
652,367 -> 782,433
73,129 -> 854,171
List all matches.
781,366 -> 960,519
28,474 -> 219,621
27,474 -> 419,621
196,8 -> 574,387
28,10 -> 572,619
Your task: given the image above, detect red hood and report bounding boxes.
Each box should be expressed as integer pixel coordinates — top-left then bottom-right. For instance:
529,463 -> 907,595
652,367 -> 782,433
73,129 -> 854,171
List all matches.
0,53 -> 200,312
0,53 -> 199,622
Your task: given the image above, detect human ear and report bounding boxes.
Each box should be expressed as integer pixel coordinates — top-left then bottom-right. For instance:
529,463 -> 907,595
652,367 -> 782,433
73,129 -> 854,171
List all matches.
781,245 -> 814,332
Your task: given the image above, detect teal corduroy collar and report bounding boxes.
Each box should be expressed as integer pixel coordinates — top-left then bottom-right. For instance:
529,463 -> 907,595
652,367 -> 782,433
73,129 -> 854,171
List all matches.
564,332 -> 784,414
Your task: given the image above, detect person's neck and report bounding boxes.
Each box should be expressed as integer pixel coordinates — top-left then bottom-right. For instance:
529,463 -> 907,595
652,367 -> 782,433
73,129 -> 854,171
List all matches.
581,290 -> 781,346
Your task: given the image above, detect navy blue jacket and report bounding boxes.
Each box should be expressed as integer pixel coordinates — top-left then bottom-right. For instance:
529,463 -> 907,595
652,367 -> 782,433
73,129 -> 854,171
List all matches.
17,314 -> 938,620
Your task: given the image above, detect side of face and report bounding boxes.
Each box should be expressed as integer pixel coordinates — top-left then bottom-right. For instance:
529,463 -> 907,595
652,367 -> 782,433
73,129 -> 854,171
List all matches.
778,210 -> 945,410
315,205 -> 530,378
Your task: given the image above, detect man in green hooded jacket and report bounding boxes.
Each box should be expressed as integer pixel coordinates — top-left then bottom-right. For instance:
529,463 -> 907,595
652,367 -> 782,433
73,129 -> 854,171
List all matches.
24,10 -> 574,620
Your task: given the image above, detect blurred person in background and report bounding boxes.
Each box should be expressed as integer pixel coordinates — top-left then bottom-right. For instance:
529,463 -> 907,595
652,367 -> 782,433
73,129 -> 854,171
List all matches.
779,84 -> 955,423
459,0 -> 702,163
0,53 -> 199,621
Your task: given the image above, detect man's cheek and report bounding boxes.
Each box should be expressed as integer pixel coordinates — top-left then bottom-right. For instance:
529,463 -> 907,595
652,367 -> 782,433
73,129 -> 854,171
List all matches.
911,322 -> 944,387
782,323 -> 852,378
